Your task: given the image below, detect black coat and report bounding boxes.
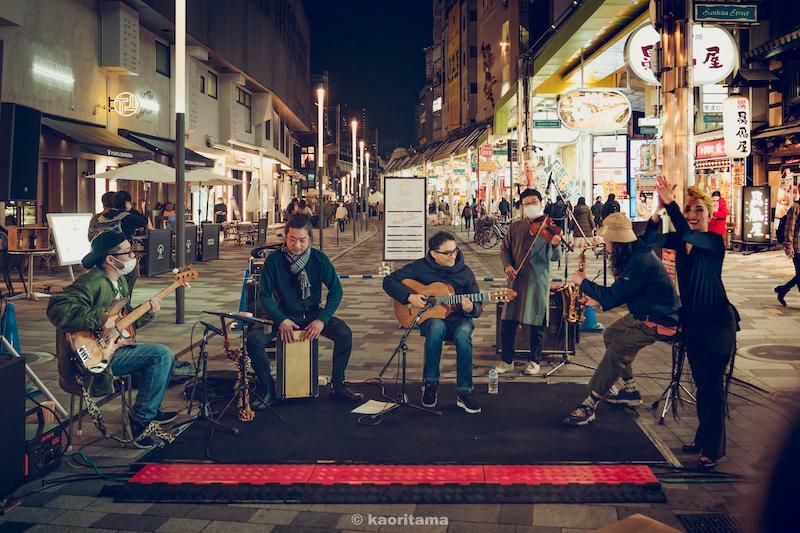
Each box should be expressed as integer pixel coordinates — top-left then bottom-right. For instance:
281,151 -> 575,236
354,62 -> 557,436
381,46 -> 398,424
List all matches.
383,250 -> 483,319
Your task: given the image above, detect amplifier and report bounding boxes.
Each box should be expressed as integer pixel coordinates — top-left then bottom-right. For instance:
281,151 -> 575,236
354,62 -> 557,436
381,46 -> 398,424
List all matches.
495,290 -> 578,357
0,357 -> 24,499
25,421 -> 62,481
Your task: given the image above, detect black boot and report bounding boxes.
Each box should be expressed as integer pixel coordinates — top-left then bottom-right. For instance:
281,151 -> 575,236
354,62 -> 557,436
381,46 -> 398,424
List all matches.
254,373 -> 278,411
775,285 -> 789,307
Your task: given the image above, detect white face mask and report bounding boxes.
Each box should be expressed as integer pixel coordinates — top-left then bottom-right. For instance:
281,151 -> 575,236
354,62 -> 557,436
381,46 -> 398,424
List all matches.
523,204 -> 543,219
113,257 -> 137,276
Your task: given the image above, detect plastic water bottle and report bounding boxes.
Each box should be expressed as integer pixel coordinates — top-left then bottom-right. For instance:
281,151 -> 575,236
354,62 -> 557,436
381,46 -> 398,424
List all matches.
488,365 -> 499,395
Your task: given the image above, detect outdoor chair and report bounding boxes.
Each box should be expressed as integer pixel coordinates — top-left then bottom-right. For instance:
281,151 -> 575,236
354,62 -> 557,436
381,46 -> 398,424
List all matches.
61,374 -> 134,449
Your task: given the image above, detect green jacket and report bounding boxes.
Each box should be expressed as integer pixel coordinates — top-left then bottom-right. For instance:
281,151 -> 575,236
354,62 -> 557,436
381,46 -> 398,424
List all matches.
46,267 -> 153,396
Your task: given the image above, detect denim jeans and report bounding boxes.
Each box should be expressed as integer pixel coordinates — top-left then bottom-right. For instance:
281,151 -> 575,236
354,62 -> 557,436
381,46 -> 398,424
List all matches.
246,315 -> 353,387
420,316 -> 474,392
109,343 -> 174,424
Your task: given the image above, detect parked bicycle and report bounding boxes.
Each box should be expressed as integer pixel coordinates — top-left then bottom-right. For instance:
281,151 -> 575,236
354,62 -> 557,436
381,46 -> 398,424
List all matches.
474,217 -> 509,248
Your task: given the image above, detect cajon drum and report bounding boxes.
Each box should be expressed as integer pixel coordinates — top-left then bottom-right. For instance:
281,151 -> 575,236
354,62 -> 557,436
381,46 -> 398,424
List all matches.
276,330 -> 319,399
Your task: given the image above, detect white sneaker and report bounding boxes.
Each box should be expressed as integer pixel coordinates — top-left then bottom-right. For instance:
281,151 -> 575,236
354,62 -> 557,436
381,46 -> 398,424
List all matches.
495,361 -> 515,374
523,362 -> 541,376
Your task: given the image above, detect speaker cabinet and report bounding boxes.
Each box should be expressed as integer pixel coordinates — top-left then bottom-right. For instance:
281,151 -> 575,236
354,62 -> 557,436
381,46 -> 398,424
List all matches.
495,295 -> 578,358
0,102 -> 42,201
0,357 -> 25,499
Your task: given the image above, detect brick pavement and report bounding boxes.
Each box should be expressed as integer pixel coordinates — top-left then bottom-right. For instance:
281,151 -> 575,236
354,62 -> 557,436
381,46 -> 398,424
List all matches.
2,219 -> 799,532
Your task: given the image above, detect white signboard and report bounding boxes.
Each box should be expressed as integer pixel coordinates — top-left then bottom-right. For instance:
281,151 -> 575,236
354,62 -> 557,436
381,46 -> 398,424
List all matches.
625,23 -> 660,85
46,213 -> 93,267
626,23 -> 737,86
384,177 -> 427,261
693,25 -> 737,85
723,96 -> 751,158
558,89 -> 632,132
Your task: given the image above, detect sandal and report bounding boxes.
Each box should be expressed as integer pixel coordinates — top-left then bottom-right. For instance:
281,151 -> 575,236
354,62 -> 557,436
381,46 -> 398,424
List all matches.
697,456 -> 718,470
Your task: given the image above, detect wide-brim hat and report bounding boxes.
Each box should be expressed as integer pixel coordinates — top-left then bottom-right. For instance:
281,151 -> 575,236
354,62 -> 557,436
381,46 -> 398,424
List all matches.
597,212 -> 637,243
82,231 -> 127,269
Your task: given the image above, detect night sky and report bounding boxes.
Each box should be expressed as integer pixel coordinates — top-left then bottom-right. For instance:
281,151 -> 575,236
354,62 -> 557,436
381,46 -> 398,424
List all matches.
302,0 -> 432,159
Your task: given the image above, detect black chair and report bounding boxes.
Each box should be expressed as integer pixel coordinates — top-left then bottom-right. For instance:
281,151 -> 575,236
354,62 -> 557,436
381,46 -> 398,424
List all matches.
0,250 -> 26,297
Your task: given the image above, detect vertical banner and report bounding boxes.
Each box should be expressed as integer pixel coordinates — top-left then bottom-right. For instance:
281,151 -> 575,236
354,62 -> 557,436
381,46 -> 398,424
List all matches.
742,185 -> 770,243
384,177 -> 427,261
723,96 -> 751,158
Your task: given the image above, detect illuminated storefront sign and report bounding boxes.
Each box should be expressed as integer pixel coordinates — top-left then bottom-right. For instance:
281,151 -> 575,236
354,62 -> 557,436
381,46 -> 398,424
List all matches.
112,92 -> 160,117
723,96 -> 751,158
625,23 -> 660,85
742,185 -> 770,243
557,89 -> 631,132
625,23 -> 737,86
695,139 -> 726,159
432,96 -> 442,113
32,56 -> 74,91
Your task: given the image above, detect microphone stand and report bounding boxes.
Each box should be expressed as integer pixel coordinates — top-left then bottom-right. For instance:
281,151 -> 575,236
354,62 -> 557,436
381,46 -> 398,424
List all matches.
375,301 -> 442,418
180,322 -> 238,435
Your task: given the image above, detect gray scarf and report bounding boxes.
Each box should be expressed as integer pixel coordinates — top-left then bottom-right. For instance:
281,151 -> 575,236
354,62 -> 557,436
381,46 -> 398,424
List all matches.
282,244 -> 312,299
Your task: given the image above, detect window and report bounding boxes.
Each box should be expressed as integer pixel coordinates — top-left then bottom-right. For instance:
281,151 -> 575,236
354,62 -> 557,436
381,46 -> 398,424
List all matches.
237,87 -> 252,133
207,72 -> 218,99
155,41 -> 170,77
463,52 -> 466,66
265,119 -> 271,141
470,46 -> 477,58
200,75 -> 205,94
470,82 -> 477,94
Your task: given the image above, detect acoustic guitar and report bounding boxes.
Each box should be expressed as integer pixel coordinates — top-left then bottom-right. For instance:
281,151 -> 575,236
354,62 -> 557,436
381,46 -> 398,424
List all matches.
67,268 -> 199,374
392,279 -> 516,328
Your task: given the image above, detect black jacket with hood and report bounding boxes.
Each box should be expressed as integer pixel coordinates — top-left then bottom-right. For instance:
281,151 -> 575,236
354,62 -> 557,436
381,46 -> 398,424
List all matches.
383,250 -> 483,319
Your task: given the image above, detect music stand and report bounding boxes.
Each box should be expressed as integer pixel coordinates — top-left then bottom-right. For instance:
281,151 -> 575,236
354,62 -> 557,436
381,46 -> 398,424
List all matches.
374,302 -> 442,419
180,322 -> 238,435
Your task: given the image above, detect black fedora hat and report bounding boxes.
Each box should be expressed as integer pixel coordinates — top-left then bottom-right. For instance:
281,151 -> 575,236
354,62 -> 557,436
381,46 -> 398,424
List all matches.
82,231 -> 127,269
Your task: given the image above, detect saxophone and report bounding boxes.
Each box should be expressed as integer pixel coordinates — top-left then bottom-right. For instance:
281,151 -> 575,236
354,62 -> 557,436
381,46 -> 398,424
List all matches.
221,317 -> 255,422
564,247 -> 588,325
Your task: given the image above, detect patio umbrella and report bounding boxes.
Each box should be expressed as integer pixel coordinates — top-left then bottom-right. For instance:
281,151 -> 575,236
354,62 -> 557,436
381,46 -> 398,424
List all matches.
368,190 -> 384,204
84,160 -> 175,184
185,169 -> 242,222
246,174 -> 263,217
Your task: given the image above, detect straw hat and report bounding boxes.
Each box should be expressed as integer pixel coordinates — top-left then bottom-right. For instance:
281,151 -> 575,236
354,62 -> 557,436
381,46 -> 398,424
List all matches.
597,212 -> 637,243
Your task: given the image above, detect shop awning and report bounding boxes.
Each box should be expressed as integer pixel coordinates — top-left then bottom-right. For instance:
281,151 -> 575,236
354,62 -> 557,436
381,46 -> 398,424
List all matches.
695,158 -> 730,170
120,130 -> 215,168
41,117 -> 152,160
745,30 -> 800,62
430,123 -> 488,163
733,68 -> 779,88
454,125 -> 488,156
752,121 -> 800,140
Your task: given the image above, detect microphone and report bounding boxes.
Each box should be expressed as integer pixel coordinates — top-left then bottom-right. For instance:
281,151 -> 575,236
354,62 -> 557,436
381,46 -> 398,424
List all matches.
199,320 -> 224,336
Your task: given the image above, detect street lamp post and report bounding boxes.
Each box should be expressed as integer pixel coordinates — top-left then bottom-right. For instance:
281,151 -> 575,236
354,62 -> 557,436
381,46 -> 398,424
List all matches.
317,86 -> 324,251
351,119 -> 357,241
365,151 -> 370,230
359,139 -> 365,230
175,0 -> 186,324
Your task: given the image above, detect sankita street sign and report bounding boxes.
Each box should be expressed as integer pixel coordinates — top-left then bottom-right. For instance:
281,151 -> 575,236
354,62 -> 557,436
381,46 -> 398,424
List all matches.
533,120 -> 561,128
694,3 -> 757,23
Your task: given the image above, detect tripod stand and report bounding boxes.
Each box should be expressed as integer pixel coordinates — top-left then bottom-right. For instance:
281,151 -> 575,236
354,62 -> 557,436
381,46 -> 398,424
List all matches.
375,303 -> 441,418
181,322 -> 238,435
651,338 -> 696,425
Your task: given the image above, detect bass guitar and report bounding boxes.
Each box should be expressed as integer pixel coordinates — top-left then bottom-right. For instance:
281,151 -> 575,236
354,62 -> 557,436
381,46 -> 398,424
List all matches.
68,268 -> 199,374
393,279 -> 516,328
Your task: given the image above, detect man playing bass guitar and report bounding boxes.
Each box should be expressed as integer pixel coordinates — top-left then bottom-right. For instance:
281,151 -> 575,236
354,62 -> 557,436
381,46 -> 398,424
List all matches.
383,231 -> 482,414
47,231 -> 176,448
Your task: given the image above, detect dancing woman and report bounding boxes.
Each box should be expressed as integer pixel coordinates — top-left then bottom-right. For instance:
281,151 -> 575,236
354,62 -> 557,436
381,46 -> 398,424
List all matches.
645,177 -> 738,469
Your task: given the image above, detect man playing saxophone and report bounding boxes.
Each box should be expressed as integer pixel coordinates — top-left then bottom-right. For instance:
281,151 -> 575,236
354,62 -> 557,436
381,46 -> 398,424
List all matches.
563,213 -> 680,426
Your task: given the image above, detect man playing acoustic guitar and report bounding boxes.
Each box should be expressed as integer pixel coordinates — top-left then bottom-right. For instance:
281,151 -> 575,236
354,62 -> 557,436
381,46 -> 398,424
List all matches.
383,231 -> 483,414
47,231 -> 176,448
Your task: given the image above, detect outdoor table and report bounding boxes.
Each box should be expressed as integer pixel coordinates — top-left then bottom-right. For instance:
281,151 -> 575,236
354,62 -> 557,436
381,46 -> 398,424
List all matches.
8,249 -> 56,301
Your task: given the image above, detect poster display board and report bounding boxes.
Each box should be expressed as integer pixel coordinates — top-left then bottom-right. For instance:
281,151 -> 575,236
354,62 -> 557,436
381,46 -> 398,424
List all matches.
46,213 -> 92,266
742,185 -> 770,243
145,229 -> 172,277
384,177 -> 427,261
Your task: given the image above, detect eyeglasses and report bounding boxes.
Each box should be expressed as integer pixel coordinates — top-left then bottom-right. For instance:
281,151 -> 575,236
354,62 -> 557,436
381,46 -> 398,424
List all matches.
433,248 -> 459,257
111,250 -> 135,258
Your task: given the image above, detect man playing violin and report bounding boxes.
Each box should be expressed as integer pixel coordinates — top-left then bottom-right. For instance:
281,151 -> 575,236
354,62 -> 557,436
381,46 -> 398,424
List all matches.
383,231 -> 483,414
498,188 -> 562,375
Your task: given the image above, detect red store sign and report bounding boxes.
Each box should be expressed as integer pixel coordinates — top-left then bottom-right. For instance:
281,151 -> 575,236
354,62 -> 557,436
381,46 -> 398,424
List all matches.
696,139 -> 726,159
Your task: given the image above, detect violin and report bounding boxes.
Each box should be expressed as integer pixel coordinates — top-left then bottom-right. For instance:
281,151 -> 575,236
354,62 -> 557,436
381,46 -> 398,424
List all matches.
528,215 -> 563,244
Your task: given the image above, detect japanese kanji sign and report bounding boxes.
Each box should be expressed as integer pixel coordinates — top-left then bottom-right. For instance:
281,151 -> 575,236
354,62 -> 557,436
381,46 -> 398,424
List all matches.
723,96 -> 751,158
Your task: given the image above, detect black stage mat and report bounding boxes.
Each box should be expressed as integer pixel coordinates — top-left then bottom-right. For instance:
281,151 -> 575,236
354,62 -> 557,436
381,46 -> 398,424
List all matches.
105,482 -> 667,505
143,381 -> 668,465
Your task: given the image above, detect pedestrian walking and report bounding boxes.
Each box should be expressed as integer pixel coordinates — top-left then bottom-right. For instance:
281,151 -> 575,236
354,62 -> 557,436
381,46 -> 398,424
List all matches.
335,202 -> 348,233
602,193 -> 621,220
570,197 -> 596,247
591,196 -> 604,227
776,193 -> 800,306
462,203 -> 473,231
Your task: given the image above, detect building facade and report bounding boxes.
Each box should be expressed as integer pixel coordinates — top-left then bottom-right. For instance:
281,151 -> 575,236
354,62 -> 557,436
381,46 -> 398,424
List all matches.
0,0 -> 311,225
